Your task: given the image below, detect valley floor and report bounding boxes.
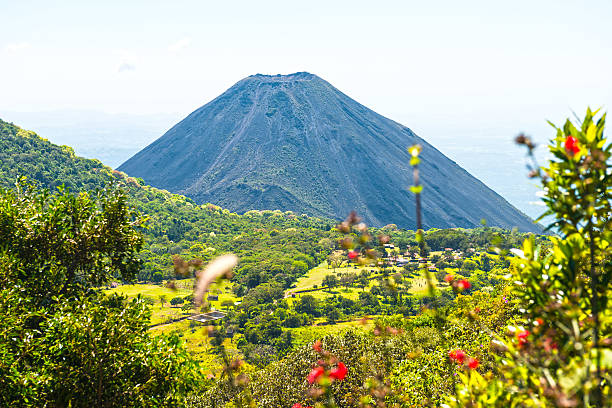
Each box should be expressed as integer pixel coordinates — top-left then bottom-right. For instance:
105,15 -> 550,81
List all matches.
104,257 -> 461,372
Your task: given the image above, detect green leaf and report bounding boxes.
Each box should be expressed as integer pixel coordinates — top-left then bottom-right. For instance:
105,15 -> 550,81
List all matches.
586,123 -> 596,143
522,236 -> 534,258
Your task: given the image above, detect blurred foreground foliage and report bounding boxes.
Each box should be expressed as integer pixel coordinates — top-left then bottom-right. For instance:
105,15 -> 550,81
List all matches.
0,184 -> 199,407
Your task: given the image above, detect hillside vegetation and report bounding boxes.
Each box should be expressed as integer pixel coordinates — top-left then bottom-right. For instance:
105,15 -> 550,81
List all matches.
0,110 -> 609,407
0,118 -> 336,289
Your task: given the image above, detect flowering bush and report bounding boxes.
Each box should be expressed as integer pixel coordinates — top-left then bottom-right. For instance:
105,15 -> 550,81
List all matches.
446,108 -> 612,407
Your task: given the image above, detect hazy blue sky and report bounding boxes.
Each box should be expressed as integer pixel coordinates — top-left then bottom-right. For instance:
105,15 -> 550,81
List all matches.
1,0 -> 611,218
2,0 -> 610,117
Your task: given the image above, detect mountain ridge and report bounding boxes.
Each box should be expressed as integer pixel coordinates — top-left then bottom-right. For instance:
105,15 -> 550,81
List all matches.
119,72 -> 539,232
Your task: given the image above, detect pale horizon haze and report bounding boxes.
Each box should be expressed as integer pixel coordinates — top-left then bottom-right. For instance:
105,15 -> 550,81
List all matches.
1,0 -> 611,219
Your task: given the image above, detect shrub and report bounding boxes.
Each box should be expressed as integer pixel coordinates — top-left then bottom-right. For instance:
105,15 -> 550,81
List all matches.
170,296 -> 185,306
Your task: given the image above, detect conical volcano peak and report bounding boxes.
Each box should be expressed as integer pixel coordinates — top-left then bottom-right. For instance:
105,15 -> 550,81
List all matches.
247,72 -> 319,82
119,74 -> 539,232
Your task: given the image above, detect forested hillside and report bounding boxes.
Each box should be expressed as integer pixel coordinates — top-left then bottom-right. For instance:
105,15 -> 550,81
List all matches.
0,118 -> 336,287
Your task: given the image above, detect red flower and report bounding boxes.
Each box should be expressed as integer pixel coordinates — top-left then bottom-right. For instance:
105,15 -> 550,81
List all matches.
307,366 -> 325,384
312,340 -> 322,353
516,330 -> 529,348
348,250 -> 358,260
468,357 -> 479,369
457,279 -> 471,291
542,337 -> 558,352
329,361 -> 347,380
444,274 -> 454,283
564,135 -> 580,156
292,404 -> 312,408
448,349 -> 466,364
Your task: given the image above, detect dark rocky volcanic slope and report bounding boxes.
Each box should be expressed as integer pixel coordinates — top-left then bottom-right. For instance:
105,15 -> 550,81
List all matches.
119,72 -> 538,232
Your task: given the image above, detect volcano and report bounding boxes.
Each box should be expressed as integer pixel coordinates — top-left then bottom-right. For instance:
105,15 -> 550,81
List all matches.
119,72 -> 537,231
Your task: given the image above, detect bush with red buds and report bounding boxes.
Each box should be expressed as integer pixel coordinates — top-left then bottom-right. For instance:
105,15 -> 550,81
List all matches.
447,108 -> 611,407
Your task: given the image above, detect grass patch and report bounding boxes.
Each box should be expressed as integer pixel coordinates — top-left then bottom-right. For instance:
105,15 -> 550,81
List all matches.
293,261 -> 375,290
290,318 -> 375,348
104,281 -> 240,325
105,282 -> 191,299
150,319 -> 242,372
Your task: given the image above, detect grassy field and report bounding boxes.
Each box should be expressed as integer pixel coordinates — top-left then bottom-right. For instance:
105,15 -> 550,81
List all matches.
149,319 -> 242,372
292,261 -> 379,291
105,282 -> 192,298
105,283 -> 191,324
290,318 -> 375,348
101,255 -> 468,369
288,260 -> 445,302
287,287 -> 361,303
104,280 -> 243,371
408,274 -> 439,295
105,280 -> 240,325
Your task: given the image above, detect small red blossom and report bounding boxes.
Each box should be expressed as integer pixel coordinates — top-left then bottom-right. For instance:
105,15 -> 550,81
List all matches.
543,337 -> 558,352
449,349 -> 466,364
564,135 -> 580,156
307,366 -> 325,384
516,330 -> 530,348
468,357 -> 479,369
312,340 -> 322,353
292,404 -> 312,408
457,279 -> 471,291
348,250 -> 358,260
329,361 -> 347,380
444,274 -> 454,283
535,318 -> 544,326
